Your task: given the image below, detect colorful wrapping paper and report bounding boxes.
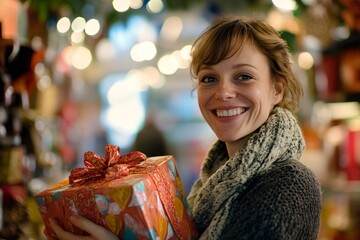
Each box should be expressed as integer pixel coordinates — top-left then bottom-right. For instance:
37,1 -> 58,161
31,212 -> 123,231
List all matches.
34,145 -> 197,240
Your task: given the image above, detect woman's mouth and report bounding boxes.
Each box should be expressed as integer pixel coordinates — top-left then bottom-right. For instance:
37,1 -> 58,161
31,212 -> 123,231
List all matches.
215,108 -> 247,117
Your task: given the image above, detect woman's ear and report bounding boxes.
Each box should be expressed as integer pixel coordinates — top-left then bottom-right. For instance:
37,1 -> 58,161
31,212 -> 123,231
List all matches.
273,80 -> 284,105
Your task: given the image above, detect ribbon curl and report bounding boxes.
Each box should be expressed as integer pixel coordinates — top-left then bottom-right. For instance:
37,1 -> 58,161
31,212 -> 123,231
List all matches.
69,144 -> 147,186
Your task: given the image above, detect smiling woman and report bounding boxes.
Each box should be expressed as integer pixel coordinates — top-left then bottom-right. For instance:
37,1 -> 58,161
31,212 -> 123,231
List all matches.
187,16 -> 321,239
49,16 -> 322,240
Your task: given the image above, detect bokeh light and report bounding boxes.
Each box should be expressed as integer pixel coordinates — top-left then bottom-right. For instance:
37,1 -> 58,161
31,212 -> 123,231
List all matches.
272,0 -> 297,11
72,46 -> 92,70
113,0 -> 130,12
130,0 -> 143,9
146,0 -> 164,13
158,54 -> 178,75
298,52 -> 314,70
160,16 -> 183,42
95,38 -> 117,62
57,17 -> 71,33
71,17 -> 86,32
85,18 -> 100,36
70,31 -> 85,44
130,41 -> 157,62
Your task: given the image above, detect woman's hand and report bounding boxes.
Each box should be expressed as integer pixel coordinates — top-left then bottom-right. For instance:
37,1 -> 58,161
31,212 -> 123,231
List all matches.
49,215 -> 118,240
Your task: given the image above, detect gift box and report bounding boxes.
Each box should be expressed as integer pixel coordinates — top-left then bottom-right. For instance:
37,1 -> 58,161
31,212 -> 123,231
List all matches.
34,144 -> 197,240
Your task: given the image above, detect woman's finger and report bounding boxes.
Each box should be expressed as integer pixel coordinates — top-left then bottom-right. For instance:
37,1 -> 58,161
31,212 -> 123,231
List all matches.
49,218 -> 93,240
69,215 -> 118,240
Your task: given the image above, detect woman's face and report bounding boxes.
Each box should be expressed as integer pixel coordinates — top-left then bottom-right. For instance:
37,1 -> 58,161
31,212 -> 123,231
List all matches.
197,41 -> 283,146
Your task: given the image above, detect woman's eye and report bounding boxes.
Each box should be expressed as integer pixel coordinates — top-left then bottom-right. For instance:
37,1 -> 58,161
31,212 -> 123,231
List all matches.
236,74 -> 252,81
200,76 -> 217,84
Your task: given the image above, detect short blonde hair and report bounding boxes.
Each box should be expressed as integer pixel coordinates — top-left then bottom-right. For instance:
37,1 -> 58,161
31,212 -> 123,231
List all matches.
190,16 -> 303,113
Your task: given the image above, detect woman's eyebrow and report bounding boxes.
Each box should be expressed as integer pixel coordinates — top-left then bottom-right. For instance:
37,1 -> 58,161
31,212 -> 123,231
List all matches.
199,65 -> 214,71
232,63 -> 257,70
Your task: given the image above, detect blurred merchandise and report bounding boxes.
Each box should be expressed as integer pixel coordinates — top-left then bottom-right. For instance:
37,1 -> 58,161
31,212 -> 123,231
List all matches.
343,127 -> 360,181
0,183 -> 27,239
0,189 -> 2,230
319,33 -> 360,102
0,145 -> 24,184
320,183 -> 360,240
0,16 -> 51,239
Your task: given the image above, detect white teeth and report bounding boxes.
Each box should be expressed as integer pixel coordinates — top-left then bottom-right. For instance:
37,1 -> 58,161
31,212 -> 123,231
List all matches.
216,108 -> 245,117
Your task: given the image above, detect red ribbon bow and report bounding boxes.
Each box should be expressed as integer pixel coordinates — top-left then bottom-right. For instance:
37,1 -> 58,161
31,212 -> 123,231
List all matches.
69,144 -> 147,186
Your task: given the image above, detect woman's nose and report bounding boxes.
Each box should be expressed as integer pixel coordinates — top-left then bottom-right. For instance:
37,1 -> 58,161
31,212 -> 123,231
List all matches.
215,80 -> 236,101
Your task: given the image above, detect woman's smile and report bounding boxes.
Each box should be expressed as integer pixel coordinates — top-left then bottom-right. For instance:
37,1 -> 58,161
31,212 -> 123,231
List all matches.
215,107 -> 248,118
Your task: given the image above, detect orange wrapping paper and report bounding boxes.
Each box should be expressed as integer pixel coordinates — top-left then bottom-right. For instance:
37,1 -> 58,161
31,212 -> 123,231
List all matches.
34,155 -> 197,239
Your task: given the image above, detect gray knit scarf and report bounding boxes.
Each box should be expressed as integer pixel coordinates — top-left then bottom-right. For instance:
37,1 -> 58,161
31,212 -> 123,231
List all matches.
187,107 -> 305,238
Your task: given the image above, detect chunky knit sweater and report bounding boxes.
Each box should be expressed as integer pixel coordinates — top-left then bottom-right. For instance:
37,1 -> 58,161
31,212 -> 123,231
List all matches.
187,107 -> 322,239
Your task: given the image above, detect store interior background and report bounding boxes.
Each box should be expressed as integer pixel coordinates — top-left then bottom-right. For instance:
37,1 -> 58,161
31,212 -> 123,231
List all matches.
0,0 -> 359,239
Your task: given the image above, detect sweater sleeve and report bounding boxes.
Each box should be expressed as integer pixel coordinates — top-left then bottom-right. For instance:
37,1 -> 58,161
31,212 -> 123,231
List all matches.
221,160 -> 322,240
